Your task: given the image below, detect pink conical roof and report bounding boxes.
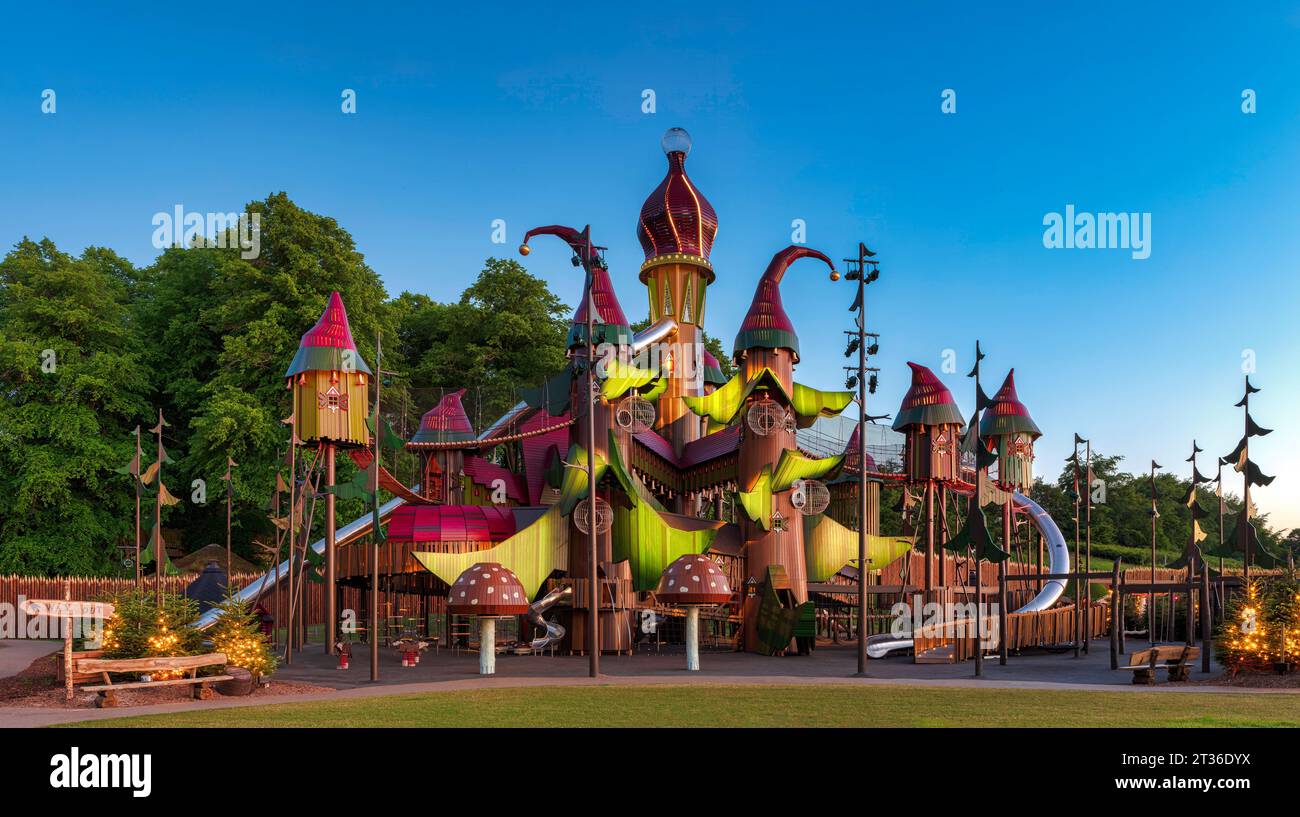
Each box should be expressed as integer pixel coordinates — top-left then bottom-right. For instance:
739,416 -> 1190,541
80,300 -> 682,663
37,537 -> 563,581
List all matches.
843,424 -> 878,473
284,291 -> 371,377
409,389 -> 476,445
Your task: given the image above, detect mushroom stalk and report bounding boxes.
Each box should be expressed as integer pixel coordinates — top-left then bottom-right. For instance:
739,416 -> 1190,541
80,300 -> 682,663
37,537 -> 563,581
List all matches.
480,618 -> 496,675
685,606 -> 700,671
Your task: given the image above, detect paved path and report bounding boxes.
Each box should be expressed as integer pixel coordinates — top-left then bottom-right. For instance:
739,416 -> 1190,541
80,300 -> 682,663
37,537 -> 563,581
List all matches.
2,640 -> 1292,728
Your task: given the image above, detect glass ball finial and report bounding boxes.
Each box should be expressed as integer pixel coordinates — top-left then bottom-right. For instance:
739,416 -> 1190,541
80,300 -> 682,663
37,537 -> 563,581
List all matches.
661,127 -> 692,156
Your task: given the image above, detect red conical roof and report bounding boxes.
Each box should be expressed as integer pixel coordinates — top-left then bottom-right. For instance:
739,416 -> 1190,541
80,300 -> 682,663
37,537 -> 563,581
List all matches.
409,389 -> 476,445
733,246 -> 836,363
284,291 -> 371,377
518,224 -> 633,349
843,424 -> 878,473
979,369 -> 1042,438
568,264 -> 631,348
891,363 -> 965,430
638,129 -> 718,278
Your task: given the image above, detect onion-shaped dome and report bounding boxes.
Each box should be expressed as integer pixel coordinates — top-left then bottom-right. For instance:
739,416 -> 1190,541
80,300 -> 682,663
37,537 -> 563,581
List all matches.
979,369 -> 1042,438
447,562 -> 531,616
891,362 -> 965,431
733,246 -> 836,363
655,554 -> 732,605
284,291 -> 372,378
408,389 -> 475,445
638,128 -> 718,279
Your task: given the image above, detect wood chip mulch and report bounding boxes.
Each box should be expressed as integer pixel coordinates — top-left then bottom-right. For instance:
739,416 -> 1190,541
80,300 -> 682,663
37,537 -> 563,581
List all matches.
0,652 -> 335,709
1187,669 -> 1300,689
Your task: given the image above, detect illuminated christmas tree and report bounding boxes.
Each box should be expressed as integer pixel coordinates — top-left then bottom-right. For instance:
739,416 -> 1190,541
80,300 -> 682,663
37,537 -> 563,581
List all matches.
1215,581 -> 1271,670
208,592 -> 278,679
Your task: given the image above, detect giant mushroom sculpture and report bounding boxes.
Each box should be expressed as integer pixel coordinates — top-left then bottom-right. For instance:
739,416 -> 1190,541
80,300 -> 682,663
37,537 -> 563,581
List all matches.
656,555 -> 732,671
447,562 -> 530,676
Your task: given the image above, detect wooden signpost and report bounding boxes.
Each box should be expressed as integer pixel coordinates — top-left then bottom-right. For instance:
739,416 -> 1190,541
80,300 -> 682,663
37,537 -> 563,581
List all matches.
21,585 -> 114,701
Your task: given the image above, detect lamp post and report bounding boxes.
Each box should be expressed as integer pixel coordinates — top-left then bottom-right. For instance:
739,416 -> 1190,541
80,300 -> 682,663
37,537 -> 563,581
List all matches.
838,242 -> 881,677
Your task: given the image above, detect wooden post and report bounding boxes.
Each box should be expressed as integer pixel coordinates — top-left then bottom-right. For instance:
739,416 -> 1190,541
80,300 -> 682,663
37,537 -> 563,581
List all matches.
1110,560 -> 1121,670
924,480 -> 934,593
998,500 -> 1009,665
1118,568 -> 1126,655
63,580 -> 73,701
1200,564 -> 1211,673
326,443 -> 337,655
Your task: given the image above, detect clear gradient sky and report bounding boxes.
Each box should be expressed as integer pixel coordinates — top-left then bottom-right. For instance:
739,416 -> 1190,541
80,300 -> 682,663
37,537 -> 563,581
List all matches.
3,3 -> 1298,528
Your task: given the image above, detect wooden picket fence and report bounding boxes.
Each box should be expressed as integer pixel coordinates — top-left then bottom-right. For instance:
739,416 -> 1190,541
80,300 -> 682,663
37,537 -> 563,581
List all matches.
913,602 -> 1110,660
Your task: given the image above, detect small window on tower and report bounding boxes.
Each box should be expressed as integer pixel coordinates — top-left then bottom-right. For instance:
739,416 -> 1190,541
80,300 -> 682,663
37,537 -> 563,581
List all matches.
682,278 -> 693,323
663,276 -> 673,315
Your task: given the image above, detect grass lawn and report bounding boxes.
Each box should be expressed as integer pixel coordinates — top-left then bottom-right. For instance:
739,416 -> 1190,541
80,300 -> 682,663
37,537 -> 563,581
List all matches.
61,684 -> 1300,728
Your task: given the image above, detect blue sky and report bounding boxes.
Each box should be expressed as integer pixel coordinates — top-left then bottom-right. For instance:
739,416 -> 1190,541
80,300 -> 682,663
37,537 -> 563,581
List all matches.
3,2 -> 1299,528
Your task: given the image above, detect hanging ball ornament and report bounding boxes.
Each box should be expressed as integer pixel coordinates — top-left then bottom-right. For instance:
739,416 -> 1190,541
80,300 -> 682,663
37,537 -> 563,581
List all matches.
746,398 -> 785,437
615,395 -> 656,434
519,243 -> 531,256
574,496 -> 612,536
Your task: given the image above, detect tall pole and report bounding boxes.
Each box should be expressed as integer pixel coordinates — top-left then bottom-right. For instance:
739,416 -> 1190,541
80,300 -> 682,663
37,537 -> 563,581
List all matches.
153,409 -> 164,607
371,332 -> 382,682
285,408 -> 297,663
1149,460 -> 1159,645
225,457 -> 236,585
855,267 -> 868,676
584,243 -> 600,678
325,442 -> 337,655
839,242 -> 877,677
134,426 -> 142,587
1071,438 -> 1082,658
1083,439 -> 1092,652
1240,375 -> 1252,585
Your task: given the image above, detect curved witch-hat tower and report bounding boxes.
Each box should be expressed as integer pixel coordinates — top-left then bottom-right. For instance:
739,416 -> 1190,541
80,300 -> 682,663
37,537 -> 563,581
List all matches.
733,245 -> 837,652
407,389 -> 476,504
734,245 -> 837,373
520,224 -> 632,350
637,128 -> 718,453
979,369 -> 1041,491
519,223 -> 631,652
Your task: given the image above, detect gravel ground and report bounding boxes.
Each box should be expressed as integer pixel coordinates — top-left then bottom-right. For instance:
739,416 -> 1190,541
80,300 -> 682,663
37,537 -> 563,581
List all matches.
0,652 -> 334,709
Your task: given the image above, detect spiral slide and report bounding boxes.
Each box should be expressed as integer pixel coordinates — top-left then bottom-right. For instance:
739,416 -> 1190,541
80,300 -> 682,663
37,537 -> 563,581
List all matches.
865,490 -> 1070,658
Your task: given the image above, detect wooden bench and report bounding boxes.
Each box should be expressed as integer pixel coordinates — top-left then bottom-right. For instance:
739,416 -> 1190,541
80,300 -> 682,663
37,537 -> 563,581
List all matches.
78,653 -> 231,707
1120,645 -> 1199,684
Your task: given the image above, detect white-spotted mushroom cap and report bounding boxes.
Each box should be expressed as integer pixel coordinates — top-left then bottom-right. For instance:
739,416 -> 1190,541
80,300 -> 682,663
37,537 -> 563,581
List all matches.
447,562 -> 531,616
655,555 -> 732,606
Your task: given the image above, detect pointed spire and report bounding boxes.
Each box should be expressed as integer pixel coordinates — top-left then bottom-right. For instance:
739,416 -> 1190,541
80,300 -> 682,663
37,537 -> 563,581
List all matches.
891,362 -> 965,430
518,224 -> 632,349
978,369 -> 1042,438
284,291 -> 372,377
733,245 -> 836,362
408,388 -> 476,446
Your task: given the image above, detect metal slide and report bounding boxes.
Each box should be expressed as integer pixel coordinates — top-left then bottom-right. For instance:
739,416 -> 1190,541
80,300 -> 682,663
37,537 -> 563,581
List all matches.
865,490 -> 1070,658
525,584 -> 572,651
194,494 -> 410,630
